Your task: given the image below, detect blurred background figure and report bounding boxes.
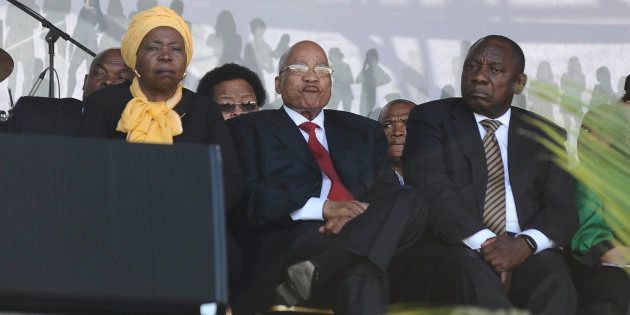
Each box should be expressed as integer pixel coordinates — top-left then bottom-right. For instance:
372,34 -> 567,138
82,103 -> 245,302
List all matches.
67,0 -> 106,98
207,10 -> 242,65
440,84 -> 455,99
527,61 -> 559,123
559,56 -> 586,131
127,0 -> 157,19
5,0 -> 39,97
589,66 -> 616,110
99,0 -> 127,50
328,47 -> 354,112
197,63 -> 267,120
169,0 -> 191,29
356,48 -> 391,117
620,75 -> 630,111
272,34 -> 291,59
243,18 -> 273,81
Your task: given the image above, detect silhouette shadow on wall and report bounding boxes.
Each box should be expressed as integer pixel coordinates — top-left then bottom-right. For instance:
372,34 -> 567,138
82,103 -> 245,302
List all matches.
356,48 -> 391,116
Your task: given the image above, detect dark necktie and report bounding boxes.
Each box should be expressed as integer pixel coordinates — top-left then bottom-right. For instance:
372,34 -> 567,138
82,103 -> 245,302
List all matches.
480,119 -> 506,235
299,122 -> 353,201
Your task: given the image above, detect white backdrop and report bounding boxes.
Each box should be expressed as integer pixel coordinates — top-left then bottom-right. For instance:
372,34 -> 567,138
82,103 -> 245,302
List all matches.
1,0 -> 629,125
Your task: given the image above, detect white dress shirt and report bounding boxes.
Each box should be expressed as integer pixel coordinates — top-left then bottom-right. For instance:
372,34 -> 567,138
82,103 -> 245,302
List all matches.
283,106 -> 331,221
462,108 -> 554,254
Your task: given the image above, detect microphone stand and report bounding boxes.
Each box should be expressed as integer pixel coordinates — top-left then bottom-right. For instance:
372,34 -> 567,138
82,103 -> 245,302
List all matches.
6,0 -> 96,98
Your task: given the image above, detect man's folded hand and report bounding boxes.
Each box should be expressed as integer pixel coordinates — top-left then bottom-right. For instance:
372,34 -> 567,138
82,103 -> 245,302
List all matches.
323,200 -> 368,220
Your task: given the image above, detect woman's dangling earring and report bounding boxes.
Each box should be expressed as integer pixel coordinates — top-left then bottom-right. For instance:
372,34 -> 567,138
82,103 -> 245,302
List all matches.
134,69 -> 142,78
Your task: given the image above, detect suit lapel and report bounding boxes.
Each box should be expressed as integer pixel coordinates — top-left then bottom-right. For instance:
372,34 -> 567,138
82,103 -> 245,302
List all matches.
449,100 -> 486,214
324,111 -> 362,192
272,108 -> 320,173
507,109 -> 532,207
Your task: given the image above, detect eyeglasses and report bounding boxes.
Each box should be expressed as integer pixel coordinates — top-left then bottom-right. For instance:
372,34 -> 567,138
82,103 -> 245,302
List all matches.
218,101 -> 258,114
280,64 -> 334,77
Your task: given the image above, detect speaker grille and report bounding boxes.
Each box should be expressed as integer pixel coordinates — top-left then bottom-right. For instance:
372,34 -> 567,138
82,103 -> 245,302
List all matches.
0,134 -> 226,313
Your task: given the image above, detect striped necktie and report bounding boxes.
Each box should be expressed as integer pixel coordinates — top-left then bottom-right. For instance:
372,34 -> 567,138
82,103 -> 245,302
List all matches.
480,119 -> 506,235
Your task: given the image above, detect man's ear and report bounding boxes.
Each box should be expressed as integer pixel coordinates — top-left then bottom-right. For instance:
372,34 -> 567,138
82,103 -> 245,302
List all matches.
513,74 -> 527,94
275,75 -> 281,94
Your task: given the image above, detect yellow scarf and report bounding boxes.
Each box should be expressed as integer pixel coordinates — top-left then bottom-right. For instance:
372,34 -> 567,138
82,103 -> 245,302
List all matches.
116,78 -> 184,145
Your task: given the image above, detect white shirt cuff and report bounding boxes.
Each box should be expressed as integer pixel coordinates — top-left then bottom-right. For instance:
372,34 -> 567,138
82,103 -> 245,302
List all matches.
519,229 -> 555,254
290,197 -> 325,221
463,229 -> 497,250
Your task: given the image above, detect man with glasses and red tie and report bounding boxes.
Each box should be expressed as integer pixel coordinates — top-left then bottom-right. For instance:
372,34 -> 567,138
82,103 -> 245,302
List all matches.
228,40 -> 426,315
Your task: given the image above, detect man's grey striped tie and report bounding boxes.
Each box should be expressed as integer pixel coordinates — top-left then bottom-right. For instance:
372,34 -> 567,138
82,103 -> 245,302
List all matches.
480,119 -> 506,235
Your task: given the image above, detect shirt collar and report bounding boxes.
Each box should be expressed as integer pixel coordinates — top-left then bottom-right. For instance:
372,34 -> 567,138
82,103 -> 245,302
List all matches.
473,107 -> 511,129
283,105 -> 326,130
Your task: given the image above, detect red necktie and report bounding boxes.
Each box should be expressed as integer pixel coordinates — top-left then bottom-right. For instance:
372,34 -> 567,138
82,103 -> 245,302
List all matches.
299,122 -> 354,201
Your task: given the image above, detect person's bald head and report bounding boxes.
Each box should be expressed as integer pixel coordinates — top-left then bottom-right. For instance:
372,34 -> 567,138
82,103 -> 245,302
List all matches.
83,48 -> 133,99
275,41 -> 332,119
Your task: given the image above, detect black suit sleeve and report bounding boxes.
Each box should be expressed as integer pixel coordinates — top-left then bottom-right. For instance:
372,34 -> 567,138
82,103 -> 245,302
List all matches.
402,105 -> 486,244
533,159 -> 577,246
81,94 -> 115,138
204,101 -> 244,213
81,84 -> 128,139
227,118 -> 311,228
518,126 -> 577,247
373,122 -> 394,179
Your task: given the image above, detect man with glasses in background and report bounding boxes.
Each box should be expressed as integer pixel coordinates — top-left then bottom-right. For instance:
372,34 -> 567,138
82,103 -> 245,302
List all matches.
228,40 -> 426,314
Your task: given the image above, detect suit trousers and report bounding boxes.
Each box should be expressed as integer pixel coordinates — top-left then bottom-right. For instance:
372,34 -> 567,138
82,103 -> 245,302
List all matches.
408,242 -> 576,314
234,181 -> 426,314
567,256 -> 630,315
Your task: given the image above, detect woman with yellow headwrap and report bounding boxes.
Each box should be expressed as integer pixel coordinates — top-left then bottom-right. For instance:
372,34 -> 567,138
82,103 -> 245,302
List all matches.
81,5 -> 243,209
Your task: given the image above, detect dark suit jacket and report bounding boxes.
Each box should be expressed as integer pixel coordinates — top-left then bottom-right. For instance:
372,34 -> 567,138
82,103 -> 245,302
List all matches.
6,96 -> 83,136
228,107 -> 404,313
81,82 -> 243,211
227,107 -> 392,230
402,97 -> 577,247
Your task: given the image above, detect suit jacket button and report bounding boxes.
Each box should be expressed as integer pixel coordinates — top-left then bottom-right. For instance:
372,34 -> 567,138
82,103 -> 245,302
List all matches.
315,182 -> 320,187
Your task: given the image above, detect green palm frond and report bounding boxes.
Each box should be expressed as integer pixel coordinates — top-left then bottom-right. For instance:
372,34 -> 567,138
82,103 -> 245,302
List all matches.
526,81 -> 630,267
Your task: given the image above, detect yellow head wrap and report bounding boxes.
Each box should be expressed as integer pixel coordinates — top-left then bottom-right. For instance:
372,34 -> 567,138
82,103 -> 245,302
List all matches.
120,5 -> 193,70
117,5 -> 193,145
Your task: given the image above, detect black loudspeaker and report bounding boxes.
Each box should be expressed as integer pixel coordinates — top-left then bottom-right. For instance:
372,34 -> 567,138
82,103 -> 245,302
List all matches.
0,134 -> 227,314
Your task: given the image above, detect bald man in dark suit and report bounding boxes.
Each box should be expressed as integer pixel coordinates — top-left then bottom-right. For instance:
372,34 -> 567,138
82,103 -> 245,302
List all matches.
228,40 -> 425,315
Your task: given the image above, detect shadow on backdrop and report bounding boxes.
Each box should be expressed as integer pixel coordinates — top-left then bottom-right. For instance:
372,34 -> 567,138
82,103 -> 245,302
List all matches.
329,47 -> 354,112
243,18 -> 273,83
99,0 -> 127,51
207,10 -> 242,65
67,0 -> 104,98
356,48 -> 391,116
527,60 -> 559,124
589,66 -> 616,110
5,0 -> 38,97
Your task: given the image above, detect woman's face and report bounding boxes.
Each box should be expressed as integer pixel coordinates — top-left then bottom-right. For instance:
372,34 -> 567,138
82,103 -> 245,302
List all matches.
135,26 -> 187,98
212,79 -> 259,120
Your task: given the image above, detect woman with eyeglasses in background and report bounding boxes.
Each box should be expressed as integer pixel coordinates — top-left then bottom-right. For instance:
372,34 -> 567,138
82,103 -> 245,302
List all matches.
197,63 -> 267,120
